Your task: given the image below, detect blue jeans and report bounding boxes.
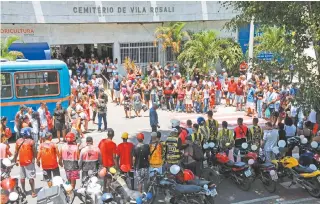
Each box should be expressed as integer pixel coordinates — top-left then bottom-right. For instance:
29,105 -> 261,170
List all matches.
151,94 -> 157,104
215,90 -> 221,105
98,112 -> 107,130
94,86 -> 99,98
176,100 -> 184,112
203,98 -> 209,113
257,99 -> 263,118
194,101 -> 201,113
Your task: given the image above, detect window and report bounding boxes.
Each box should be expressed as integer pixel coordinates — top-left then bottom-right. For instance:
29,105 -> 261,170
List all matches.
1,73 -> 13,99
120,42 -> 159,64
15,71 -> 60,98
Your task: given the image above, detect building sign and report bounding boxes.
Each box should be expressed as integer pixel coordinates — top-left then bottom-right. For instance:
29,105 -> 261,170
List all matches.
73,6 -> 175,14
0,28 -> 34,36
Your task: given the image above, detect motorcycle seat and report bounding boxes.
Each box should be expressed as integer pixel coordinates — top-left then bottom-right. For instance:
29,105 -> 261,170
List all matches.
174,184 -> 202,194
260,162 -> 274,169
233,162 -> 246,168
187,178 -> 210,186
294,165 -> 315,174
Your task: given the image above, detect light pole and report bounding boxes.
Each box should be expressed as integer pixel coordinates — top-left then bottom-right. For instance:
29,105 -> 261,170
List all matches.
248,16 -> 255,78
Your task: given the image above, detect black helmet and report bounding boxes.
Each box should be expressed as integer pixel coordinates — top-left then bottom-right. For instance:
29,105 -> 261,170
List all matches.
1,116 -> 7,122
107,128 -> 114,137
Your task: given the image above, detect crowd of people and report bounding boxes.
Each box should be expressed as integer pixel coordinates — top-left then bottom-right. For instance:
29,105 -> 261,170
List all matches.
1,58 -> 320,200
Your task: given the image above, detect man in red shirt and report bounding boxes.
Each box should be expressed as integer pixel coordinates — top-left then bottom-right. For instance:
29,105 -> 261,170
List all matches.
235,79 -> 245,111
98,128 -> 117,191
215,78 -> 222,105
227,76 -> 237,106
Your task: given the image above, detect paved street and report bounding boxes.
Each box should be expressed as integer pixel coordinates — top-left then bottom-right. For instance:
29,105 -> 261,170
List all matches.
7,100 -> 318,204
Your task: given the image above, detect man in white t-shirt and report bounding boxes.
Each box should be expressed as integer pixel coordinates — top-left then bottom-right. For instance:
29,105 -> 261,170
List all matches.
95,59 -> 104,76
262,122 -> 279,162
37,102 -> 48,139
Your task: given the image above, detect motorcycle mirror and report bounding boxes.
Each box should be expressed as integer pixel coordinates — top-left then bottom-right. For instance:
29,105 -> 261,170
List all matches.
2,158 -> 12,167
241,143 -> 248,149
311,141 -> 319,149
278,140 -> 286,148
209,142 -> 215,148
272,147 -> 280,154
301,138 -> 308,144
251,145 -> 258,151
203,143 -> 209,149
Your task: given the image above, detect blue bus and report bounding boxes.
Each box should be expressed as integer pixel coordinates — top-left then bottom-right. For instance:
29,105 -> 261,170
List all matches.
1,59 -> 70,133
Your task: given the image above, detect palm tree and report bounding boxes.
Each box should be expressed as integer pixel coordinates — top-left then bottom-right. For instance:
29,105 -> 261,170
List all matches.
0,35 -> 24,61
178,30 -> 243,74
154,22 -> 190,56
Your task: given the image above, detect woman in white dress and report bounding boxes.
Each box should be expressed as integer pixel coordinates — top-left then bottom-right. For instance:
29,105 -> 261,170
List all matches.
185,84 -> 193,113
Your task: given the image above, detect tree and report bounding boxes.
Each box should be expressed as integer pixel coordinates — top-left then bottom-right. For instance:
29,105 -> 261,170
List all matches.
178,30 -> 243,75
223,1 -> 320,112
0,35 -> 24,60
154,22 -> 190,56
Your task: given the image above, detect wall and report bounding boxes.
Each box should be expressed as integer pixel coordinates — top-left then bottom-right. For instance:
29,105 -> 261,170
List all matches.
1,1 -> 237,24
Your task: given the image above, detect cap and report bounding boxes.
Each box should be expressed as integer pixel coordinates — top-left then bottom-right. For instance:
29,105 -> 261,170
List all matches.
86,136 -> 93,143
151,132 -> 157,137
121,132 -> 129,139
20,105 -> 27,110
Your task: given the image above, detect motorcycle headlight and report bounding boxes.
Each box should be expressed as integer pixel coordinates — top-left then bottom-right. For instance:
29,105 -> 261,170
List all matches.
9,192 -> 18,201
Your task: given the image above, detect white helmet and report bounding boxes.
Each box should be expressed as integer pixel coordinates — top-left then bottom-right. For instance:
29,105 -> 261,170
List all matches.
170,119 -> 180,128
170,164 -> 181,175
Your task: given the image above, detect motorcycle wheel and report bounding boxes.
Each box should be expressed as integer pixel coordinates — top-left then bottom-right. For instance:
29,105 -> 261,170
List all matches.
261,172 -> 276,193
237,176 -> 251,191
145,183 -> 158,204
201,167 -> 223,185
306,178 -> 320,198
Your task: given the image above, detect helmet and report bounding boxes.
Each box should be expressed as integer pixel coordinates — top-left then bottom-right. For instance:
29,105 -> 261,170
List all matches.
121,132 -> 129,139
183,169 -> 195,181
171,119 -> 180,128
20,127 -> 31,137
98,167 -> 107,178
107,129 -> 114,137
137,133 -> 144,140
170,164 -> 181,175
1,116 -> 7,122
65,132 -> 76,142
120,164 -> 131,173
170,128 -> 179,137
101,193 -> 113,203
197,117 -> 205,125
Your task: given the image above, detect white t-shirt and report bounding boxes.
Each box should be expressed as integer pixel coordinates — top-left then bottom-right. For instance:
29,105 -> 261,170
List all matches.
308,110 -> 317,123
107,63 -> 114,73
203,89 -> 210,99
68,70 -> 72,77
37,107 -> 47,126
263,129 -> 279,151
95,63 -> 103,75
30,118 -> 39,134
71,80 -> 78,89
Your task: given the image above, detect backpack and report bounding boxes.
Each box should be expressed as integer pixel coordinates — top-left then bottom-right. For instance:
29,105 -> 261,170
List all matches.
192,143 -> 204,161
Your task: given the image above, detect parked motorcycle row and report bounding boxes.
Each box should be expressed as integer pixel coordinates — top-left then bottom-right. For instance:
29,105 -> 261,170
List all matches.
200,135 -> 320,198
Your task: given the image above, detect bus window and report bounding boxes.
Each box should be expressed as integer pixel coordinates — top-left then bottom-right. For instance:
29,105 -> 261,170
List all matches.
1,73 -> 13,99
15,71 -> 60,98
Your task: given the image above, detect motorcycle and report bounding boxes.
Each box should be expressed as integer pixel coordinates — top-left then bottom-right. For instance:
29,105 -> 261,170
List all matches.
77,170 -> 103,204
108,166 -> 153,204
146,168 -> 217,204
201,142 -> 253,191
1,158 -> 27,204
242,143 -> 278,193
272,140 -> 320,198
37,176 -> 75,204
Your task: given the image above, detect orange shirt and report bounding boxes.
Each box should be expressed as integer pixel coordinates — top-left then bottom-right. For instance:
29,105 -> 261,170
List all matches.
228,81 -> 237,93
16,138 -> 34,166
117,142 -> 134,167
37,142 -> 59,169
98,139 -> 117,167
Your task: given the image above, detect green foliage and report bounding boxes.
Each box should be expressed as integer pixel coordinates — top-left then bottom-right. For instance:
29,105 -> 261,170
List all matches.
223,1 -> 320,112
154,22 -> 190,54
0,35 -> 24,61
178,30 -> 243,75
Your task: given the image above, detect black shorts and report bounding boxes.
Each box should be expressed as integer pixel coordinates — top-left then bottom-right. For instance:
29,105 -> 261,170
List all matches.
43,167 -> 60,182
54,121 -> 66,131
273,111 -> 279,117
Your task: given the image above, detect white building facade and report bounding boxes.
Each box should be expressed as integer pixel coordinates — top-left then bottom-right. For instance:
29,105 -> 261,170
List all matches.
1,1 -> 237,71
